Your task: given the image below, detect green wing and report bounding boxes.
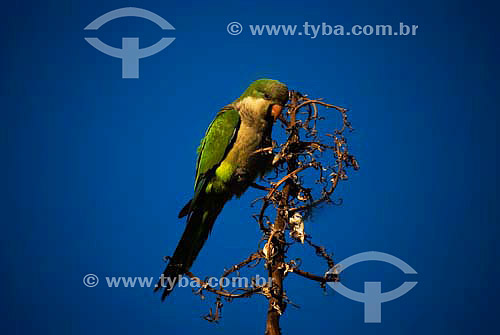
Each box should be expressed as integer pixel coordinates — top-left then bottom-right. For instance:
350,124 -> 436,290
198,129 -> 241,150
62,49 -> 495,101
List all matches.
178,106 -> 239,219
194,106 -> 240,189
177,106 -> 239,218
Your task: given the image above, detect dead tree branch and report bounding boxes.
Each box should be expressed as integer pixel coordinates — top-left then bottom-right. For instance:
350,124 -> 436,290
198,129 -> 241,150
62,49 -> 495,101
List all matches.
186,91 -> 358,332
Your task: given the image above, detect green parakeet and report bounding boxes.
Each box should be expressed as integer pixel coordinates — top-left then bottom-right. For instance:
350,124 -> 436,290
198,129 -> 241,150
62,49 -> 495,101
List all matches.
155,79 -> 288,300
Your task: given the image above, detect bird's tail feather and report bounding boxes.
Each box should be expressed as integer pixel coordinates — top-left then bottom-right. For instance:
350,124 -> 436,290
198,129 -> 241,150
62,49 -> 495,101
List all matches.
155,193 -> 228,300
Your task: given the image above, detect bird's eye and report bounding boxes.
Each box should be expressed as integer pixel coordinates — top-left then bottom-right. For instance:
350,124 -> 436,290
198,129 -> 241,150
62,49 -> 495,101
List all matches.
264,93 -> 272,100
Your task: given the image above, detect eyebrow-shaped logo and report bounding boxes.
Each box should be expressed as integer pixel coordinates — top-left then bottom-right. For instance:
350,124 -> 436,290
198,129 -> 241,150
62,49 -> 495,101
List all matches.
84,7 -> 175,78
327,251 -> 418,323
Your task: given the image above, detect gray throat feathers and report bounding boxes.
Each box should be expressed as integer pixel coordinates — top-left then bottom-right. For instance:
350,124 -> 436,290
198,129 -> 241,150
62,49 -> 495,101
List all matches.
229,98 -> 272,173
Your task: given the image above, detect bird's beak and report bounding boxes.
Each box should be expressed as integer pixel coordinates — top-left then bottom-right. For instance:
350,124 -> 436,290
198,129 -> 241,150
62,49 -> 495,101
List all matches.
271,104 -> 283,121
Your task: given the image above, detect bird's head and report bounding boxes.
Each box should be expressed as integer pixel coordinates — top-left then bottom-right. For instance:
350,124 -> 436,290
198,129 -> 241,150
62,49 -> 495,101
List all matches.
236,79 -> 289,121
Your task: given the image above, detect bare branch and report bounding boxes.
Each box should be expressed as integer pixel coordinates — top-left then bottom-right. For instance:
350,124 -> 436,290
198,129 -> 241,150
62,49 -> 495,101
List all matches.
187,90 -> 358,334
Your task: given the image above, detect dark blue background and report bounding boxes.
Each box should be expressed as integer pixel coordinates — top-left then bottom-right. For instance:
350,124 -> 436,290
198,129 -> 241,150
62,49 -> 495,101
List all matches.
2,0 -> 498,334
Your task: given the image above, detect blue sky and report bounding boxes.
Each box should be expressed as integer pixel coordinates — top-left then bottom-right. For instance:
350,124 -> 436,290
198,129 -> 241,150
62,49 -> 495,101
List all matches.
1,0 -> 498,334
